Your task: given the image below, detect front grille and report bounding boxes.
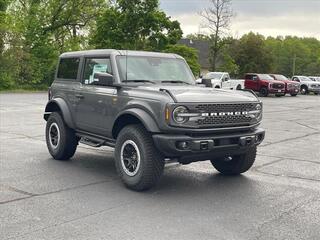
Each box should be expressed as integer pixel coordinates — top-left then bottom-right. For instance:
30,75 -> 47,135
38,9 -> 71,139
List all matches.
195,103 -> 255,112
196,115 -> 252,126
272,83 -> 284,89
194,103 -> 257,127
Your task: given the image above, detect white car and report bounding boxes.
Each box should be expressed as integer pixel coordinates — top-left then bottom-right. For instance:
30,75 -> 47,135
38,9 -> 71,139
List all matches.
292,76 -> 320,95
197,72 -> 244,90
309,76 -> 320,82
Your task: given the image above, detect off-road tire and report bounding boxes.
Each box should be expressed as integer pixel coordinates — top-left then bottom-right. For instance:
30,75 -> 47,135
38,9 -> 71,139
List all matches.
46,112 -> 78,160
210,147 -> 257,175
115,124 -> 164,191
300,86 -> 308,95
236,85 -> 242,90
259,87 -> 268,97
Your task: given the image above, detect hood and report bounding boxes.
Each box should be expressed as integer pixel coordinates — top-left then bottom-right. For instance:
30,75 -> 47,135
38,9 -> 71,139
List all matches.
134,85 -> 258,103
303,80 -> 318,85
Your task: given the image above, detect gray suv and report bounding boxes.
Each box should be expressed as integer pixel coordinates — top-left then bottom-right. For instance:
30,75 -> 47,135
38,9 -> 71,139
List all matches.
44,50 -> 265,191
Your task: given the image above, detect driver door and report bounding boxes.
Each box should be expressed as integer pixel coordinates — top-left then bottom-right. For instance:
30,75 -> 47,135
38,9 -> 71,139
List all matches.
221,73 -> 231,89
75,57 -> 116,136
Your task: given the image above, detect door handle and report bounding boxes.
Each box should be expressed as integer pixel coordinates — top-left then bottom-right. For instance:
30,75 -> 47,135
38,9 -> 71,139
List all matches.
75,94 -> 84,99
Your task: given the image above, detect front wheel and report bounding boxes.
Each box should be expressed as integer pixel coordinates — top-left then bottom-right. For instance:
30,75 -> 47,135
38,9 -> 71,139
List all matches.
300,86 -> 308,95
290,93 -> 298,96
45,112 -> 78,160
115,124 -> 164,191
259,87 -> 269,97
210,147 -> 257,175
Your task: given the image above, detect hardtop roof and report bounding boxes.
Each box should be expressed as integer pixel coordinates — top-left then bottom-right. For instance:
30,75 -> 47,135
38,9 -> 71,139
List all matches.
59,49 -> 181,59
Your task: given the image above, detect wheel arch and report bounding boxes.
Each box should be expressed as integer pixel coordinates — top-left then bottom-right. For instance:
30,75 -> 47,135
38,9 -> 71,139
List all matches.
112,109 -> 160,139
44,98 -> 75,129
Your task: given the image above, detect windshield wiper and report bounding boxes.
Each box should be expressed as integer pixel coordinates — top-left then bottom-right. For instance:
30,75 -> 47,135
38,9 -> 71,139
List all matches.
161,80 -> 190,85
122,80 -> 156,84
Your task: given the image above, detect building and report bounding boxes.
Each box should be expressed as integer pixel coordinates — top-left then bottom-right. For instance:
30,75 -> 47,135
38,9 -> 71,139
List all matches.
178,38 -> 211,74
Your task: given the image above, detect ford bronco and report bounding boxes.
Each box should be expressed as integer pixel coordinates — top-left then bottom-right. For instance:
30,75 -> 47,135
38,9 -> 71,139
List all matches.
44,50 -> 265,191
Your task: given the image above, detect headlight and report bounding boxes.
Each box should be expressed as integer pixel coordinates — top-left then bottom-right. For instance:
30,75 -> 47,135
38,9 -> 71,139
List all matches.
254,103 -> 262,119
173,106 -> 189,123
249,103 -> 262,119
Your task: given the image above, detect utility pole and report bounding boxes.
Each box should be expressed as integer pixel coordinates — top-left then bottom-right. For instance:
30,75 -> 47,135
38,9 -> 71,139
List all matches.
292,54 -> 296,76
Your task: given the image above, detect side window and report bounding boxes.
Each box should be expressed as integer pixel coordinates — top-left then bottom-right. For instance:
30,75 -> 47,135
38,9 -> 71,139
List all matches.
83,58 -> 112,85
57,58 -> 80,80
245,74 -> 252,80
292,77 -> 299,82
252,75 -> 258,81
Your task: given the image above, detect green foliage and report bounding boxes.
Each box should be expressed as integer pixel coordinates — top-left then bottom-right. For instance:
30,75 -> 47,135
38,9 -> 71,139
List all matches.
164,44 -> 201,76
0,0 -> 107,90
90,0 -> 183,51
204,33 -> 320,78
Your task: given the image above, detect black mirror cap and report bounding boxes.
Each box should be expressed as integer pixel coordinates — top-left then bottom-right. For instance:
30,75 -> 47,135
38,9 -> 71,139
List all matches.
93,72 -> 114,86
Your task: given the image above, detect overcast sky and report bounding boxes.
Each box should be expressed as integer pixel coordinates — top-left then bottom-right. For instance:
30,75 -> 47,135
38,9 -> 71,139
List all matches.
160,0 -> 320,39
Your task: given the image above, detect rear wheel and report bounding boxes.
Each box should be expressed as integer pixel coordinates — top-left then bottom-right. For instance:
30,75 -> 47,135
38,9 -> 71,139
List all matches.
290,93 -> 298,96
259,87 -> 269,97
115,124 -> 164,191
236,84 -> 242,90
45,112 -> 78,160
210,147 -> 257,175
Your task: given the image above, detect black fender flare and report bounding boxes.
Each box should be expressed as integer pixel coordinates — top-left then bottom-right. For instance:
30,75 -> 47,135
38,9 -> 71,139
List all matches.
113,108 -> 160,137
44,98 -> 75,129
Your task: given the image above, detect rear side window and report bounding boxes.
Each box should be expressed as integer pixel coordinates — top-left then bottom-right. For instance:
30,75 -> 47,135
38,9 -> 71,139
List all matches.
57,58 -> 80,80
245,74 -> 252,80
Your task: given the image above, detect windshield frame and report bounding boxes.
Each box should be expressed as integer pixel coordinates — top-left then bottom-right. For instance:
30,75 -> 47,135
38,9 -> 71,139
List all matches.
116,55 -> 195,85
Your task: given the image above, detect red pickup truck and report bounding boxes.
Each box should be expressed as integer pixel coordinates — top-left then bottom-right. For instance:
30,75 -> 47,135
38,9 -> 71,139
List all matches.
244,73 -> 285,97
269,74 -> 300,96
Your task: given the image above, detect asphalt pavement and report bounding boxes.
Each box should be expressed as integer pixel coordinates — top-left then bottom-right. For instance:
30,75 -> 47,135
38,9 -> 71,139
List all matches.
1,92 -> 320,240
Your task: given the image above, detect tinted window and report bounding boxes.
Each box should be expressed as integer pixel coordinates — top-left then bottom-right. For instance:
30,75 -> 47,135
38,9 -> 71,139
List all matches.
57,58 -> 80,80
245,74 -> 252,80
83,58 -> 112,85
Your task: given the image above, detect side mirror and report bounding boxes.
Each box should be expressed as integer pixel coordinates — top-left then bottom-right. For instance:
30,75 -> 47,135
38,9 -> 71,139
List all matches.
93,72 -> 114,86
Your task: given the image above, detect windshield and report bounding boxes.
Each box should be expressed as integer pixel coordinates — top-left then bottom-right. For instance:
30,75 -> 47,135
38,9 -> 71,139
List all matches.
300,76 -> 312,81
258,74 -> 275,81
274,75 -> 288,81
116,56 -> 195,84
204,72 -> 223,80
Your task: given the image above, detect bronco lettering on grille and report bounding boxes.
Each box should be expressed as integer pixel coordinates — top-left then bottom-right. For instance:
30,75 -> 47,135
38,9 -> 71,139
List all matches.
201,111 -> 249,117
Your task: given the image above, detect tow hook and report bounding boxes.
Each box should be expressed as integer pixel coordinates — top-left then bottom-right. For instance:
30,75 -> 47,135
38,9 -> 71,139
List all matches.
239,136 -> 255,146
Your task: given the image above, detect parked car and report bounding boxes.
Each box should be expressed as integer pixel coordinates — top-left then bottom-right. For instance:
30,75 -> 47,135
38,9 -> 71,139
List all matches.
197,72 -> 244,90
44,50 -> 265,191
244,73 -> 285,97
309,76 -> 320,82
269,74 -> 300,96
291,76 -> 320,95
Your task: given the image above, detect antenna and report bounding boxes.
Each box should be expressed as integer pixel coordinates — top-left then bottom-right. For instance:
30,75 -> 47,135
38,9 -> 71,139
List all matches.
126,50 -> 128,81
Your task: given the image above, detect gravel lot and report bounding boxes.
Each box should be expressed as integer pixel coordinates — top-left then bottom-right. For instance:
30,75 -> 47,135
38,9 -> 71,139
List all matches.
1,92 -> 320,240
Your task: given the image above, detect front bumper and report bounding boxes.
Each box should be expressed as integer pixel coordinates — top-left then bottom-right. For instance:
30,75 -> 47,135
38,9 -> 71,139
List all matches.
153,128 -> 265,162
269,88 -> 285,94
308,87 -> 320,93
286,88 -> 300,94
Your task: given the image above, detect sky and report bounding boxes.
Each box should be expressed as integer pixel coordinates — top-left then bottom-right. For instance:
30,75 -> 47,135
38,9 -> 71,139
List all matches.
160,0 -> 320,39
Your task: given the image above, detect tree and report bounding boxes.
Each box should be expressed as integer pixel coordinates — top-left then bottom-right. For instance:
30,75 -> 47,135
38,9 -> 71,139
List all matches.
90,0 -> 183,51
164,44 -> 201,76
233,32 -> 274,77
200,0 -> 233,71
